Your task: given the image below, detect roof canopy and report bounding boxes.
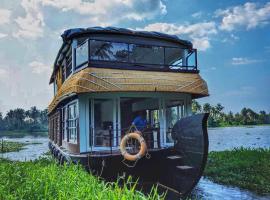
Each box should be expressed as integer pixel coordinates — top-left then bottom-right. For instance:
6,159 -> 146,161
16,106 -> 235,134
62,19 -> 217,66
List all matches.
48,67 -> 208,114
61,27 -> 192,48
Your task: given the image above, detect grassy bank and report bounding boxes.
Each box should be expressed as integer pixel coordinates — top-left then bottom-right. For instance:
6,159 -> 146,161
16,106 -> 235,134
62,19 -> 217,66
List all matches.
0,130 -> 48,138
0,141 -> 27,153
205,148 -> 270,195
0,158 -> 164,200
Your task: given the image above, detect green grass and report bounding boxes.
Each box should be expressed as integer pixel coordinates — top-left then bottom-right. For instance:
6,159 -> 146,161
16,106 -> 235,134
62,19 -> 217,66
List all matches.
0,130 -> 48,138
205,148 -> 270,195
0,141 -> 27,153
0,157 -> 165,200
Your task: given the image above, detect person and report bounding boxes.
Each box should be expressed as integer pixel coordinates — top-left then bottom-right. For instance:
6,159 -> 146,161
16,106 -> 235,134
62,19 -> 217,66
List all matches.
132,110 -> 147,131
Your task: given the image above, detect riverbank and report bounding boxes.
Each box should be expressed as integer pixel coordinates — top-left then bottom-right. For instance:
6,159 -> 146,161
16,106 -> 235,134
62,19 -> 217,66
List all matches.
0,157 -> 164,200
0,130 -> 47,138
209,124 -> 270,128
205,148 -> 270,195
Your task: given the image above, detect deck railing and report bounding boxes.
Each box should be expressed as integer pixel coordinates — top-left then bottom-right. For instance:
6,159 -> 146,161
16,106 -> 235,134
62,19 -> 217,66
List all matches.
88,126 -> 173,154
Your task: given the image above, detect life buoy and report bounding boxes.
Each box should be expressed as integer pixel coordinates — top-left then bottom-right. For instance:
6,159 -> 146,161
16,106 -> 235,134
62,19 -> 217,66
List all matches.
120,132 -> 147,161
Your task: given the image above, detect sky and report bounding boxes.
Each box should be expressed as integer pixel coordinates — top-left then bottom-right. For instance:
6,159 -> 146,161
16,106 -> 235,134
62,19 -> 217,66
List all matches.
0,0 -> 269,115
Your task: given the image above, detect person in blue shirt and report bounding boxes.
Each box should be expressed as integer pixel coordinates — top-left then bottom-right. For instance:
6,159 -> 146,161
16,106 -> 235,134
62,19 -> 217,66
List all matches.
132,110 -> 147,132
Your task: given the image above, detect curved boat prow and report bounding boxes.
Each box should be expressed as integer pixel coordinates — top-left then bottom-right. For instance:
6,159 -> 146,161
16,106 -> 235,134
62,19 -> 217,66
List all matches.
158,113 -> 209,197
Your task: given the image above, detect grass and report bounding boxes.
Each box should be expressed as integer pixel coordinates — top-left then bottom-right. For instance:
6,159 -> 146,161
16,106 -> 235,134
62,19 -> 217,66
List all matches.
0,141 -> 27,153
204,148 -> 270,195
0,130 -> 48,138
0,157 -> 165,200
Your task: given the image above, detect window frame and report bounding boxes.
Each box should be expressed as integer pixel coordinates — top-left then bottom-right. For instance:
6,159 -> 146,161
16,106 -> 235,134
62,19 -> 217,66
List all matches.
65,100 -> 79,144
74,38 -> 198,72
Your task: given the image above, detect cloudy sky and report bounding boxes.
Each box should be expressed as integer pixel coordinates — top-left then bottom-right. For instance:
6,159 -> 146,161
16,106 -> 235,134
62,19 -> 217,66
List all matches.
0,0 -> 269,114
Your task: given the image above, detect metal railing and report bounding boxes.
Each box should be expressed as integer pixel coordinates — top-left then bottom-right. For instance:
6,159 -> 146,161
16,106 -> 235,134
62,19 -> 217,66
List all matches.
88,125 -> 173,154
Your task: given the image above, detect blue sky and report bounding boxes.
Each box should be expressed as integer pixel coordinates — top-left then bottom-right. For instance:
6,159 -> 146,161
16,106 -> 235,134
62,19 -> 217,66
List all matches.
0,0 -> 269,114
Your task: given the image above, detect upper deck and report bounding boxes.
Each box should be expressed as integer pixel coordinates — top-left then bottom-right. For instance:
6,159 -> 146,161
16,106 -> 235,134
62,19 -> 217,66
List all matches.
48,27 -> 208,113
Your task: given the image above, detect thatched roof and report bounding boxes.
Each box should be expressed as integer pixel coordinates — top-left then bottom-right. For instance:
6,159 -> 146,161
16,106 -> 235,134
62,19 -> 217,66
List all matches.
48,67 -> 208,113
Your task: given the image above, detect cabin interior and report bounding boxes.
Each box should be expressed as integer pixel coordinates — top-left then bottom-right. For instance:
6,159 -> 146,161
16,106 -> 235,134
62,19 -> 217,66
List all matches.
48,29 -> 206,155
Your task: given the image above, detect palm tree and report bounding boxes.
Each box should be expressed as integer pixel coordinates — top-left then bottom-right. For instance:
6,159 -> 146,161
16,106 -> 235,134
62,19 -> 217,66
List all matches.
192,100 -> 202,114
203,103 -> 211,113
13,108 -> 25,129
26,107 -> 39,125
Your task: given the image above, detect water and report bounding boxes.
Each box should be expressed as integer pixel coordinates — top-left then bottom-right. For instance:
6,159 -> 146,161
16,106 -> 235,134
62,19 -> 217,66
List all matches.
208,126 -> 270,152
0,136 -> 48,161
1,126 -> 270,199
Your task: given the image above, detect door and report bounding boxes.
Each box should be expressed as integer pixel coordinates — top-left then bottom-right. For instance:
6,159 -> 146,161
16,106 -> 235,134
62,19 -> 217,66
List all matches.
89,98 -> 117,150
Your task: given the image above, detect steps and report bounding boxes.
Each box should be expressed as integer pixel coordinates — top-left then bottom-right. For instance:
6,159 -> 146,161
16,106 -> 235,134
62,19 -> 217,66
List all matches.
167,155 -> 182,160
176,165 -> 194,170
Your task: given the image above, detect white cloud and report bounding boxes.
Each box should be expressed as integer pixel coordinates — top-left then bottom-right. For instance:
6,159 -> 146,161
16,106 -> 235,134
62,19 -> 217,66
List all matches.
215,2 -> 270,31
0,33 -> 8,39
13,0 -> 45,39
41,0 -> 166,24
192,11 -> 203,18
0,9 -> 11,25
232,57 -> 263,65
138,22 -> 217,51
29,61 -> 50,74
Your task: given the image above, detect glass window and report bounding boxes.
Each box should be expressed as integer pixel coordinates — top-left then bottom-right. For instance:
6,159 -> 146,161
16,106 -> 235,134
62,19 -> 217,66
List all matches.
67,102 -> 78,143
129,44 -> 164,65
166,100 -> 183,143
62,107 -> 67,141
90,40 -> 128,62
94,99 -> 114,147
76,40 -> 88,67
165,48 -> 184,68
66,56 -> 72,78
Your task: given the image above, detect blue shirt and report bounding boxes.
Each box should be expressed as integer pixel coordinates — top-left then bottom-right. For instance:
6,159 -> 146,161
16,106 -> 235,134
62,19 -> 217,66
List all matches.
133,116 -> 147,131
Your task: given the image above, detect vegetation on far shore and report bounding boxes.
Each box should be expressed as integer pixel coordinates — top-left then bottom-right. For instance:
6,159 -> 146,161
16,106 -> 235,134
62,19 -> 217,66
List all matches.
204,148 -> 270,195
0,141 -> 27,153
0,157 -> 164,200
192,101 -> 270,127
0,106 -> 48,134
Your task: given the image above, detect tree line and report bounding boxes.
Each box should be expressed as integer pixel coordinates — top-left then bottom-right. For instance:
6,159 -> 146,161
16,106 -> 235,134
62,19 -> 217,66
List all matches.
0,107 -> 48,132
192,101 -> 270,127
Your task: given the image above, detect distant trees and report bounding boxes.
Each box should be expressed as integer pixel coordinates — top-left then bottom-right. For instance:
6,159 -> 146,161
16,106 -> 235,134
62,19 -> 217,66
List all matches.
192,100 -> 270,127
0,107 -> 48,132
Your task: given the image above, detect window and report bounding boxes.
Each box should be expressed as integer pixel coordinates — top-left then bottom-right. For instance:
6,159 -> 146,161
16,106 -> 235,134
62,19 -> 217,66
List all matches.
73,39 -> 197,72
129,44 -> 164,66
93,99 -> 114,147
76,40 -> 88,67
61,107 -> 67,141
165,47 -> 184,68
67,102 -> 78,143
90,40 -> 128,62
65,48 -> 72,78
165,100 -> 184,143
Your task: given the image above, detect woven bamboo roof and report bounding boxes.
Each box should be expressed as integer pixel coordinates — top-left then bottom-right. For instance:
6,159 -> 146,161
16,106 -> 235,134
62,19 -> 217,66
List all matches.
48,67 -> 208,113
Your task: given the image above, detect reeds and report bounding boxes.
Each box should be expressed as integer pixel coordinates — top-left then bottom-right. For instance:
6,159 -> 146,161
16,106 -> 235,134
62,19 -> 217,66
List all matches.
205,147 -> 270,195
0,157 -> 165,200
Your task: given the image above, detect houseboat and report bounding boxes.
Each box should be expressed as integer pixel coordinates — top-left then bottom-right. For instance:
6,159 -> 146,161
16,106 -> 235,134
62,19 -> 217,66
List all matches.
48,27 -> 209,198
